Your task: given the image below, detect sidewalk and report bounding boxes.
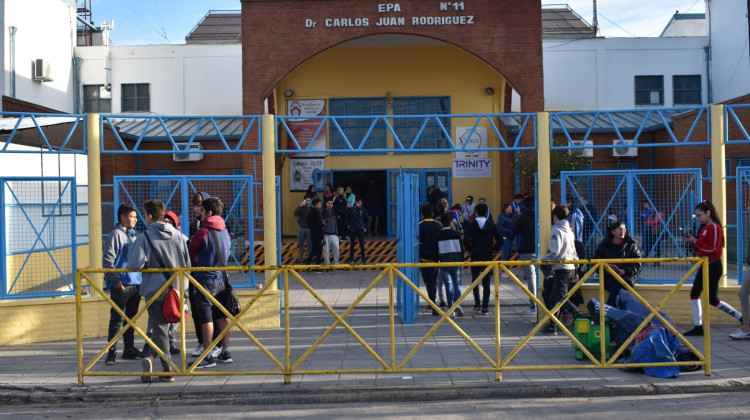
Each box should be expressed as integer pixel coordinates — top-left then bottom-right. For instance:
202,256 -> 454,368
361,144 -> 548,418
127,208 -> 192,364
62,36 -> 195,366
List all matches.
1,267 -> 749,405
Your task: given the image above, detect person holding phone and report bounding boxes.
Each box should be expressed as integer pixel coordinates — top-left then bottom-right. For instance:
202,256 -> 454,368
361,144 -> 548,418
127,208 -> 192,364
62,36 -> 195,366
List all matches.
683,201 -> 742,336
594,221 -> 642,306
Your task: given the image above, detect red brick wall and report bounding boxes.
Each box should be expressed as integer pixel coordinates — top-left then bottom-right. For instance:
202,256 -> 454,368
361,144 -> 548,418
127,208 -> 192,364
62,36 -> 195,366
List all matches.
240,0 -> 544,115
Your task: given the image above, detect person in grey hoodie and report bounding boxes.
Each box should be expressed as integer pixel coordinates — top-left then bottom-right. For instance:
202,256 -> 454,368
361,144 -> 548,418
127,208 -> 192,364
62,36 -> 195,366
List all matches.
540,205 -> 585,334
127,199 -> 190,382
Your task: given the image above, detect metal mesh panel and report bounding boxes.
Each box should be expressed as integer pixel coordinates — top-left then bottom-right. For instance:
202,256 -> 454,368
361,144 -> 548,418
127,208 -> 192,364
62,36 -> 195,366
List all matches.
114,175 -> 255,286
562,169 -> 701,283
3,178 -> 76,297
737,167 -> 750,284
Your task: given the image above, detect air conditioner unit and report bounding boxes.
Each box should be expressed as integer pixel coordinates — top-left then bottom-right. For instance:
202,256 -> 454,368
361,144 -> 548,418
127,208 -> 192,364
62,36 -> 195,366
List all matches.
568,140 -> 593,158
612,139 -> 638,157
32,59 -> 53,82
172,142 -> 203,162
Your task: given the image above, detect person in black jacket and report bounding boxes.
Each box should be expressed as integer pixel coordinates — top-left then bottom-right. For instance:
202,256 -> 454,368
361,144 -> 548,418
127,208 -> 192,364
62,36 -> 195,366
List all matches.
464,203 -> 503,315
511,196 -> 538,315
304,199 -> 325,265
347,197 -> 369,263
419,204 -> 443,314
594,221 -> 642,306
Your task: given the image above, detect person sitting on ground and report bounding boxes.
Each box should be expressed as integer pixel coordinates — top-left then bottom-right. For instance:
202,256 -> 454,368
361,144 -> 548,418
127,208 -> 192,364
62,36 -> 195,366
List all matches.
594,221 -> 642,306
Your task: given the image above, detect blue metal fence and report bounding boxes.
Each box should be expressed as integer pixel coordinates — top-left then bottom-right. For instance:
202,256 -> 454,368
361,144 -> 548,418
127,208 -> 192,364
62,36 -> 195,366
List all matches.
396,173 -> 420,324
0,112 -> 86,154
561,169 -> 701,283
1,177 -> 77,298
113,175 -> 256,286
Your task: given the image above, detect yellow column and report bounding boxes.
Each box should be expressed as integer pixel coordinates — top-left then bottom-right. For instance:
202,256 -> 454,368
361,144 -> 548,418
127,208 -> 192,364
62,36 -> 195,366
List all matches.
261,114 -> 278,292
710,104 -> 727,287
86,113 -> 103,285
537,112 -> 552,258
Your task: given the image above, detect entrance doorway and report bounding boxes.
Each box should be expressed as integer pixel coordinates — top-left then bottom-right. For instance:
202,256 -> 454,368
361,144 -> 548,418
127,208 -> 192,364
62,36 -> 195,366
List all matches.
332,170 -> 387,236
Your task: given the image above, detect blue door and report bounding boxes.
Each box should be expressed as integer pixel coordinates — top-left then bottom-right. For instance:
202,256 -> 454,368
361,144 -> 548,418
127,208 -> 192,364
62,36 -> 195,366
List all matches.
396,172 -> 420,324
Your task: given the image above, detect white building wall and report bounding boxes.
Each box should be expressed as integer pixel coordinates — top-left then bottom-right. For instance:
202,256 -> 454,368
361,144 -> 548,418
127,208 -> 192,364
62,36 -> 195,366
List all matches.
708,0 -> 750,103
544,36 -> 707,111
2,0 -> 76,112
76,44 -> 242,115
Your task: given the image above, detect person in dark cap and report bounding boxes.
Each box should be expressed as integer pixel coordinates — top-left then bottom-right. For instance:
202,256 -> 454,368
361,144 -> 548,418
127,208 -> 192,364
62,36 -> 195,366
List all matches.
462,195 -> 476,223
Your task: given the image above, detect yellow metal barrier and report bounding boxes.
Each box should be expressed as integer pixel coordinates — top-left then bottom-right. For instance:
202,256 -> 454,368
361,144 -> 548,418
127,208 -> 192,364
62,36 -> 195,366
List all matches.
76,257 -> 711,386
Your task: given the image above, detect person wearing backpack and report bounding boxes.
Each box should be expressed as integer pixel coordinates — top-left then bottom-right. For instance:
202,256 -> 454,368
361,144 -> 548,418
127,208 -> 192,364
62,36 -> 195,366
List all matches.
103,204 -> 144,365
128,199 -> 190,382
464,203 -> 503,315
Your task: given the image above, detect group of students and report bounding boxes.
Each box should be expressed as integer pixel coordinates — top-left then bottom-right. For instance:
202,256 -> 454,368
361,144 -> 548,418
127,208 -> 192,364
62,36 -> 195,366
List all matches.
294,183 -> 374,266
420,193 -> 749,340
102,191 -> 237,383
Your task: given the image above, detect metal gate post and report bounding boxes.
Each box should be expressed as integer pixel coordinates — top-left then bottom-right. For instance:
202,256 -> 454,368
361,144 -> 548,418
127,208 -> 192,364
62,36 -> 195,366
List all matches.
87,113 -> 103,285
710,104 -> 727,287
537,112 -> 551,258
262,114 -> 278,291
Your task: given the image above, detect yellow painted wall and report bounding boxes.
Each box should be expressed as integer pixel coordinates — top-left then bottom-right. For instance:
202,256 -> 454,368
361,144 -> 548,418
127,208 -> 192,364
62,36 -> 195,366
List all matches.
0,290 -> 280,345
5,245 -> 89,294
277,45 -> 508,235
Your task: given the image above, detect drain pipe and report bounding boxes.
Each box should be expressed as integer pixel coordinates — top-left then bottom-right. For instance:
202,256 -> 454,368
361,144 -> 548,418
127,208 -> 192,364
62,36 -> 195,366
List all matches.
9,26 -> 17,98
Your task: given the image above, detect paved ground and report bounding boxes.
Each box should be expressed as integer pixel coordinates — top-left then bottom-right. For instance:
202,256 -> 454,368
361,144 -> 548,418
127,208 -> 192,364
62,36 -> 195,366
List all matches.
1,266 -> 749,405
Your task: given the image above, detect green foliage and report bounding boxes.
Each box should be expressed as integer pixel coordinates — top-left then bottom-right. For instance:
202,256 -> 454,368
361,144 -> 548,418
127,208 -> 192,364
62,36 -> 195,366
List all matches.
516,148 -> 591,187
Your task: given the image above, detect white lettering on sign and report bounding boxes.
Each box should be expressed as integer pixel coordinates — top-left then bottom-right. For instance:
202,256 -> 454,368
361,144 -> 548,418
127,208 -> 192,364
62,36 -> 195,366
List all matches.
324,18 -> 370,27
378,4 -> 401,13
440,2 -> 465,11
411,15 -> 473,25
376,16 -> 405,26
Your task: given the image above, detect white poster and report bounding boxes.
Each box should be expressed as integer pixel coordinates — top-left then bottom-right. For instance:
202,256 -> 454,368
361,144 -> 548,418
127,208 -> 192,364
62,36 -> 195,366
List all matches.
453,158 -> 492,178
290,158 -> 325,191
455,126 -> 488,158
287,99 -> 327,157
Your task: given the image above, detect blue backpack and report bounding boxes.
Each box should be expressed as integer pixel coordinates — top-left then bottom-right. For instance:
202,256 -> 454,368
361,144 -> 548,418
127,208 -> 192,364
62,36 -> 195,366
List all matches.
112,242 -> 142,286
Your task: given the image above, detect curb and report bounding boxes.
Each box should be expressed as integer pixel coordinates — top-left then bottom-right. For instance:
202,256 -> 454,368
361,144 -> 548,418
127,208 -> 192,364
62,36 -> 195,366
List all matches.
2,378 -> 750,406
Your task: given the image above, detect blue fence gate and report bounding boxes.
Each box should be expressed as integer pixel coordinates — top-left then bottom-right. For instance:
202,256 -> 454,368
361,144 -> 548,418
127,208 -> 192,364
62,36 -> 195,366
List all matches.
1,177 -> 78,298
736,167 -> 750,284
561,169 -> 701,283
113,175 -> 256,286
396,172 -> 420,324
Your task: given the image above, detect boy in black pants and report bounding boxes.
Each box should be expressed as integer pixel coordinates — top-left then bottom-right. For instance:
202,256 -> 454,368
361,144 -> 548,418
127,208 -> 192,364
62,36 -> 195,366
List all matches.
463,203 -> 503,315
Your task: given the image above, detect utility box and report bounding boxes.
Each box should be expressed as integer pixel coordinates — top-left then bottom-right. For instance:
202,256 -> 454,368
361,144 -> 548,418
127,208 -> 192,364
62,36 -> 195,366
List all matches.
573,317 -> 611,360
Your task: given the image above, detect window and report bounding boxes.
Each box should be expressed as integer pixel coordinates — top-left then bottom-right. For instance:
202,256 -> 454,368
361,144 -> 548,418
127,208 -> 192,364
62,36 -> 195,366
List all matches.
617,162 -> 638,170
673,75 -> 701,105
635,76 -> 663,106
328,98 -> 387,150
392,96 -> 451,150
83,84 -> 111,113
121,83 -> 150,112
706,158 -> 731,180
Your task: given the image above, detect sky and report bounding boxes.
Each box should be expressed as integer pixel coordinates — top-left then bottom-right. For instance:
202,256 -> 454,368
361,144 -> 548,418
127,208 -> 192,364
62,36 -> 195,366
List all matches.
88,0 -> 707,46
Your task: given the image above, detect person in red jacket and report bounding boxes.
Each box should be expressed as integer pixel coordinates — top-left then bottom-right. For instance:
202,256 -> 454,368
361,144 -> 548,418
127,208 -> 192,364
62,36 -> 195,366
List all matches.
683,201 -> 742,336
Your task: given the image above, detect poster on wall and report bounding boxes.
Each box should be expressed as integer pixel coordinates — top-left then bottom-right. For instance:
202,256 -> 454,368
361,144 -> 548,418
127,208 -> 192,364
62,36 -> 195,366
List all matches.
287,100 -> 327,157
290,158 -> 325,191
455,126 -> 488,158
453,158 -> 492,178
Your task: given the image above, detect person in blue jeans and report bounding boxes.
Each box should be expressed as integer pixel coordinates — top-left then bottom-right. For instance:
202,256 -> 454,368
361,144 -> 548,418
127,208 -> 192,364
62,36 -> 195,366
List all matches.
436,213 -> 464,318
496,202 -> 514,266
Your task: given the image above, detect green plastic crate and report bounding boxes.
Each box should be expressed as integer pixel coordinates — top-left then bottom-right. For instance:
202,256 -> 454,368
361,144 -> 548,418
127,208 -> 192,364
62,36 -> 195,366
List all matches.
573,317 -> 611,360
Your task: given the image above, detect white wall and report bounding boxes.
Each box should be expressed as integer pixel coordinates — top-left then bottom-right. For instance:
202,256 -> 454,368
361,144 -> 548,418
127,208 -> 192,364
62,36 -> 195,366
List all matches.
76,44 -> 242,115
2,0 -> 76,112
544,36 -> 707,111
661,18 -> 706,37
708,0 -> 750,103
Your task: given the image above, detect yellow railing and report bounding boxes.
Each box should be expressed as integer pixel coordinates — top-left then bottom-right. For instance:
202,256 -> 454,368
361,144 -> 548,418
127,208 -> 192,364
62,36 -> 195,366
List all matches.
76,257 -> 711,386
